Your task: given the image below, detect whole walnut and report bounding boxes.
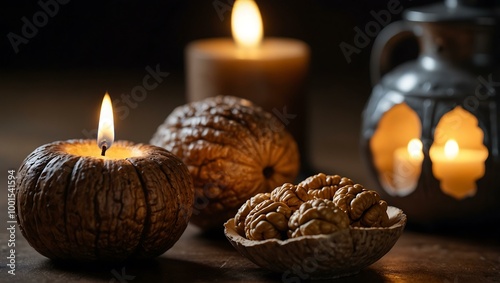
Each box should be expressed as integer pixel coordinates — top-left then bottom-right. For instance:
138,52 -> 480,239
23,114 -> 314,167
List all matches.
288,199 -> 349,238
299,173 -> 354,200
151,96 -> 300,230
333,184 -> 390,227
245,199 -> 292,240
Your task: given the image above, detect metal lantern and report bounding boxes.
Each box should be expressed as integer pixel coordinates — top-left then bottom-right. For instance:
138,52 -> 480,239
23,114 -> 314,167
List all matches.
361,0 -> 500,226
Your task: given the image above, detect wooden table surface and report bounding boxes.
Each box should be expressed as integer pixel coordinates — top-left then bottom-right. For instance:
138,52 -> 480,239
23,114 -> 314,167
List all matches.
1,71 -> 499,282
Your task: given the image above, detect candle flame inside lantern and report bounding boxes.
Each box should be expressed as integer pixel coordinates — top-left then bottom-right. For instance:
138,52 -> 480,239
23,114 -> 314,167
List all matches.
407,138 -> 423,159
444,139 -> 459,159
97,93 -> 114,155
231,0 -> 263,49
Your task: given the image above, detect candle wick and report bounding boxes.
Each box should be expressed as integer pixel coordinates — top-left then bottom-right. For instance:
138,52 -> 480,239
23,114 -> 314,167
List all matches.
101,145 -> 107,156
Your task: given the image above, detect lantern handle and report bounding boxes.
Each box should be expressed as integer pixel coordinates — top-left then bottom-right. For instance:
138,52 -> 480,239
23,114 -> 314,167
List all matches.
370,20 -> 416,86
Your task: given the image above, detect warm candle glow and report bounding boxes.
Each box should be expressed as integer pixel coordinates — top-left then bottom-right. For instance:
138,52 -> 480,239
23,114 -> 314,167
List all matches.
430,137 -> 487,199
392,138 -> 423,196
444,139 -> 459,159
407,138 -> 423,159
97,93 -> 114,155
231,0 -> 263,49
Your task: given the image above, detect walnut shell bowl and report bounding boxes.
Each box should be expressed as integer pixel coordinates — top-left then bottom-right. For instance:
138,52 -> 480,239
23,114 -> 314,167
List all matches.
224,206 -> 406,280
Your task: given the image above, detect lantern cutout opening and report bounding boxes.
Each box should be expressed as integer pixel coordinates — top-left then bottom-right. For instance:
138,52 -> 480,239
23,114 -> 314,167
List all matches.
370,103 -> 422,196
97,93 -> 114,156
429,106 -> 488,199
231,0 -> 263,55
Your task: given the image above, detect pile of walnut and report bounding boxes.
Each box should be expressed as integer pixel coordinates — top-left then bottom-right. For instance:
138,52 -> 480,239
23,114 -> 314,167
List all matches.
234,173 -> 391,240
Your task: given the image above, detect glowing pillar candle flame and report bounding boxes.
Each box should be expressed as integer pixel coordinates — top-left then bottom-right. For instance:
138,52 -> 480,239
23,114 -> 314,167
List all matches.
408,138 -> 423,159
97,93 -> 114,156
392,138 -> 423,196
231,0 -> 263,50
430,138 -> 488,199
185,0 -> 309,156
444,139 -> 459,159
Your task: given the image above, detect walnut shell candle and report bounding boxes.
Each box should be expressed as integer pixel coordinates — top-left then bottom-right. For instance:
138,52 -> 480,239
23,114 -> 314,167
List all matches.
16,139 -> 194,262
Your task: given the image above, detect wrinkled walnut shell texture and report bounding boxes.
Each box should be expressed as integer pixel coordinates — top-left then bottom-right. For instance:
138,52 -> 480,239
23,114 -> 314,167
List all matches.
16,139 -> 194,262
151,96 -> 300,230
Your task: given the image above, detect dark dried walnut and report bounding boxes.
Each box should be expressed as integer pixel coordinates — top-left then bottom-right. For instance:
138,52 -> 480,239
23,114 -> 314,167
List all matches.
298,173 -> 354,200
244,199 -> 292,240
270,183 -> 310,211
288,199 -> 349,238
234,193 -> 270,236
151,95 -> 299,230
333,184 -> 389,227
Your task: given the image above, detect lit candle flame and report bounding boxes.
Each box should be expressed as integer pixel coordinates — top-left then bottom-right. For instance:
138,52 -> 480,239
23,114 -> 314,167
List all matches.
231,0 -> 263,49
444,139 -> 459,159
407,138 -> 423,159
97,93 -> 114,156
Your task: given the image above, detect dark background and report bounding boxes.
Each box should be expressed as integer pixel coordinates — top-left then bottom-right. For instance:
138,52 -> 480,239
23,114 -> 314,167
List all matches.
0,0 -> 437,76
0,0 -> 439,185
1,3 -> 500,282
